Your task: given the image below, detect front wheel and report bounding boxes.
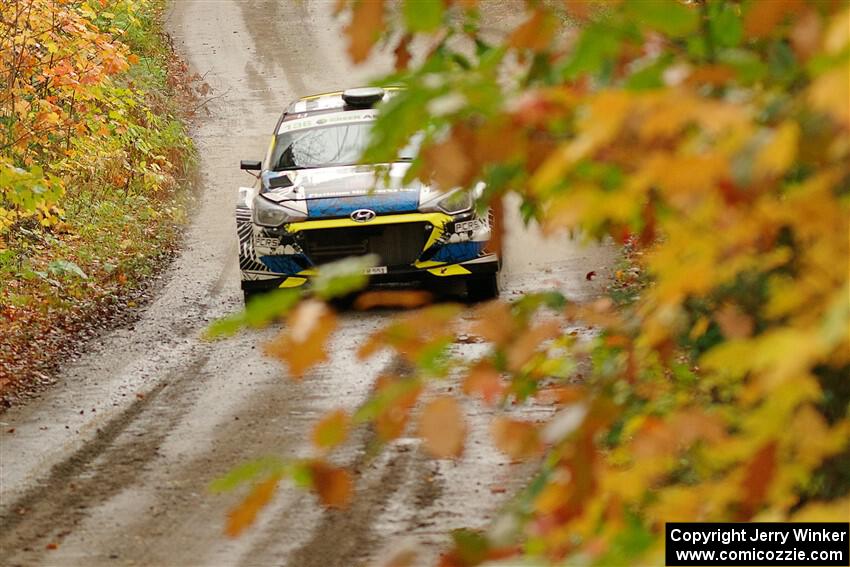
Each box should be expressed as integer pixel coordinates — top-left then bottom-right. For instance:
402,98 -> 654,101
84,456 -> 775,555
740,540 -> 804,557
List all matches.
466,273 -> 499,302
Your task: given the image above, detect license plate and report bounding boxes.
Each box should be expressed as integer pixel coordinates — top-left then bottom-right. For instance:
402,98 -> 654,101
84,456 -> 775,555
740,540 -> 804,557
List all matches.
364,266 -> 388,275
255,237 -> 279,249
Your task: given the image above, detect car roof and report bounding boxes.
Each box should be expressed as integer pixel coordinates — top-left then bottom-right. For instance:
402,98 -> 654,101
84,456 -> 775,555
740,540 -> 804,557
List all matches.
284,86 -> 402,118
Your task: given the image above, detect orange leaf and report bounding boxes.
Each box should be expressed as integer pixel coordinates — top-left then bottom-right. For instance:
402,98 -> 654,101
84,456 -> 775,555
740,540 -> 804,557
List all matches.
394,33 -> 413,71
508,8 -> 556,52
360,304 -> 461,361
491,417 -> 543,460
264,300 -> 337,379
506,320 -> 561,371
535,385 -> 585,405
469,300 -> 515,345
421,136 -> 471,191
418,396 -> 467,458
462,361 -> 504,405
308,461 -> 353,508
738,441 -> 777,520
346,0 -> 385,63
744,0 -> 803,38
633,411 -> 725,458
312,409 -> 350,452
354,290 -> 433,310
375,376 -> 422,441
715,303 -> 754,339
226,475 -> 280,538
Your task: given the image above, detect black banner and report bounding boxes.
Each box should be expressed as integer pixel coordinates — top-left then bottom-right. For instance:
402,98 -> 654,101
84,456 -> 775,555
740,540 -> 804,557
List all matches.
666,522 -> 849,566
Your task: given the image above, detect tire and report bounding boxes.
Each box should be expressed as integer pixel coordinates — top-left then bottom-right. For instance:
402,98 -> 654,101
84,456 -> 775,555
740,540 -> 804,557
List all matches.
466,273 -> 499,302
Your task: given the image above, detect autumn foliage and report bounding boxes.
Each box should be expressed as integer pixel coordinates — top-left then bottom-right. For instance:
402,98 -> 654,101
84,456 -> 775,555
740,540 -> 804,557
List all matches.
218,1 -> 849,564
1,0 -> 193,392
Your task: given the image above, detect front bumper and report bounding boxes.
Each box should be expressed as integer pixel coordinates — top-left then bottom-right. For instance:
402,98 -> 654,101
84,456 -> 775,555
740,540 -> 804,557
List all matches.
237,210 -> 498,290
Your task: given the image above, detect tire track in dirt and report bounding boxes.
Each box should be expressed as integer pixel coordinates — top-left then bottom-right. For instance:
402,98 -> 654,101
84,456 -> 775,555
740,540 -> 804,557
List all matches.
0,354 -> 209,565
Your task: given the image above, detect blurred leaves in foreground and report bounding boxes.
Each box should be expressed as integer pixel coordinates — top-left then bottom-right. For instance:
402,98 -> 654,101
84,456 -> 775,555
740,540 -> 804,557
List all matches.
216,1 -> 850,565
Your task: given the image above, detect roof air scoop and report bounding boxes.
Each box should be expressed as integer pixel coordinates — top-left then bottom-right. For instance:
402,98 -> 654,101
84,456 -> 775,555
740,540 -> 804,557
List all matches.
342,87 -> 385,109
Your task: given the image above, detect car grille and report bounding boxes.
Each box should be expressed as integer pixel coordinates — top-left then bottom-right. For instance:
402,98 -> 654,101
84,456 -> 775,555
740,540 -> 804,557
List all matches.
302,223 -> 429,267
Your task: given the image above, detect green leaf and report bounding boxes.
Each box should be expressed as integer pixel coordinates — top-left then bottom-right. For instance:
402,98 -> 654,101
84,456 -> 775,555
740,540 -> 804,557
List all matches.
403,0 -> 443,33
451,529 -> 490,565
353,377 -> 420,423
719,48 -> 767,84
710,2 -> 743,48
625,55 -> 672,90
205,289 -> 301,338
415,338 -> 452,377
48,260 -> 88,279
625,0 -> 699,37
209,457 -> 285,493
560,23 -> 622,80
312,254 -> 377,300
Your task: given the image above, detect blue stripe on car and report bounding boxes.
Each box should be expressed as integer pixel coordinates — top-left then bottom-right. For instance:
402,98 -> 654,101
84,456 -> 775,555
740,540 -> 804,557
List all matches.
259,254 -> 310,275
306,191 -> 419,218
430,242 -> 484,263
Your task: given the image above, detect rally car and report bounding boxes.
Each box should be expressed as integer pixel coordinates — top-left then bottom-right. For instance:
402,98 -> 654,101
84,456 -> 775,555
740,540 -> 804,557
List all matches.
236,87 -> 499,304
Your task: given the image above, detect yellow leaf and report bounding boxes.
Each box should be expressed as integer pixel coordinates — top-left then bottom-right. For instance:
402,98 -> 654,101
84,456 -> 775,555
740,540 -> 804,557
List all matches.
823,8 -> 850,54
312,409 -> 350,452
754,122 -> 800,178
808,63 -> 850,122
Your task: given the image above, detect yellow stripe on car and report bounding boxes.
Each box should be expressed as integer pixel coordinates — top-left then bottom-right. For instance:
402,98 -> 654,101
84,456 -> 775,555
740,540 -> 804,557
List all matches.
414,260 -> 446,269
287,212 -> 452,250
278,277 -> 307,288
427,264 -> 471,277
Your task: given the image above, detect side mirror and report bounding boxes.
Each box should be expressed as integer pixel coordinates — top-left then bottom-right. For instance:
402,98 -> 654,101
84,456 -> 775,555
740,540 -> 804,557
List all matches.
240,160 -> 262,171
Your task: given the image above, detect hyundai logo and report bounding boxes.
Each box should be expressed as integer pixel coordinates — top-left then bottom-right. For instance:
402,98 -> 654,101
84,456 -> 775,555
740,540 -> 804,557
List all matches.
350,209 -> 376,222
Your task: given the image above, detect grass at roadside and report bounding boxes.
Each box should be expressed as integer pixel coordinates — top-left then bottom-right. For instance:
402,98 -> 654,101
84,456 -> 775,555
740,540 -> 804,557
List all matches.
0,0 -> 197,404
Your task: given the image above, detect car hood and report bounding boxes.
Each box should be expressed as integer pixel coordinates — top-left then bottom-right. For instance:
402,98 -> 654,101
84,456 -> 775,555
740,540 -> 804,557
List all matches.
260,162 -> 439,218
261,162 -> 429,199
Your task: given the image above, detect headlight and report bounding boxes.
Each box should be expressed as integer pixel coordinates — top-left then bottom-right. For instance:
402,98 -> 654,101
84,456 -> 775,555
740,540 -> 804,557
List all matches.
253,196 -> 303,227
419,182 -> 483,215
437,190 -> 473,214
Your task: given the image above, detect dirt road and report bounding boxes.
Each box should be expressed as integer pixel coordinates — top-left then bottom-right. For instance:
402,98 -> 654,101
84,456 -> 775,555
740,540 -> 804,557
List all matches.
0,2 -> 614,565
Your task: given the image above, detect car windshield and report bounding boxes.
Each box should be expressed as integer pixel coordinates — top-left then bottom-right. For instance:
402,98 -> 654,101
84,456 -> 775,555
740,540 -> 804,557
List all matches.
270,121 -> 420,171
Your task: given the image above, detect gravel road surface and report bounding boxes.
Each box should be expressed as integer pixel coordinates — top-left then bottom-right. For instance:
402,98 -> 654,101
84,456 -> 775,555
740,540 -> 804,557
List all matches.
0,2 -> 614,565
